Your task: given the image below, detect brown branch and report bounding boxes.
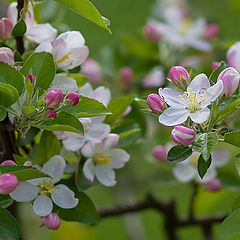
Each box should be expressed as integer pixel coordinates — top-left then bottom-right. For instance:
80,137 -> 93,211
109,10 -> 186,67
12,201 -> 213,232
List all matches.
15,0 -> 24,54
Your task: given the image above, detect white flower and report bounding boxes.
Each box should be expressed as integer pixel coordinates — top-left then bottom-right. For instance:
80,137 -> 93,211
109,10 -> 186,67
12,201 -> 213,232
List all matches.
35,31 -> 89,69
81,134 -> 130,187
159,74 -> 223,126
8,2 -> 57,44
173,150 -> 229,183
10,156 -> 78,216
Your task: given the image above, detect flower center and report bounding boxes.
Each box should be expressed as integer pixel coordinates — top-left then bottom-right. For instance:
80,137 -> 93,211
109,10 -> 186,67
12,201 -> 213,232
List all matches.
179,88 -> 206,113
57,52 -> 71,63
190,153 -> 199,167
93,153 -> 111,167
38,179 -> 57,195
179,18 -> 191,35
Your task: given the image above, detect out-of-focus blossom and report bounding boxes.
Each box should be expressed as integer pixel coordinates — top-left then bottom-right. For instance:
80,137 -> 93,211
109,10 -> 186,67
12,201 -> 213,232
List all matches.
0,18 -> 13,39
119,67 -> 134,85
36,31 -> 89,69
203,178 -> 222,192
147,93 -> 164,113
211,61 -> 220,72
46,109 -> 57,119
64,92 -> 79,106
123,106 -> 132,117
171,125 -> 195,146
0,173 -> 19,194
169,66 -> 189,89
8,2 -> 57,44
10,156 -> 79,216
173,150 -> 229,183
82,134 -> 130,186
152,145 -> 168,162
227,42 -> 240,73
43,213 -> 61,230
217,67 -> 240,98
0,47 -> 14,65
159,74 -> 223,126
143,20 -> 161,42
0,160 -> 16,166
142,67 -> 164,88
203,24 -> 219,41
81,58 -> 102,83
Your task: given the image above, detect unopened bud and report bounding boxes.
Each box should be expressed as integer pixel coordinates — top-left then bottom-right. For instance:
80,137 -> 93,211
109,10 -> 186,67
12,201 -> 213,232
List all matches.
0,18 -> 13,39
0,47 -> 14,66
211,61 -> 220,72
203,178 -> 222,192
169,66 -> 189,89
42,213 -> 61,230
1,160 -> 16,166
227,42 -> 240,73
27,73 -> 35,84
119,67 -> 134,84
203,24 -> 219,41
64,92 -> 79,106
45,88 -> 63,108
0,174 -> 19,194
147,94 -> 164,113
143,20 -> 161,42
46,109 -> 57,119
152,146 -> 168,162
81,58 -> 102,83
171,126 -> 195,146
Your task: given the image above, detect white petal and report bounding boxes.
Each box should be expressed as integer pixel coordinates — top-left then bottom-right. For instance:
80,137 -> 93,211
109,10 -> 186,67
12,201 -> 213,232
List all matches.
186,38 -> 211,52
85,123 -> 110,143
189,107 -> 210,124
57,31 -> 85,48
42,155 -> 66,183
33,195 -> 53,216
92,86 -> 111,106
83,158 -> 95,182
187,74 -> 210,93
101,134 -> 119,153
35,41 -> 53,53
51,75 -> 78,94
196,167 -> 217,183
27,23 -> 57,44
51,184 -> 79,209
173,164 -> 196,182
81,141 -> 95,157
63,137 -> 86,152
109,149 -> 130,169
159,88 -> 186,107
211,150 -> 230,167
159,107 -> 189,126
10,182 -> 39,202
78,83 -> 93,97
95,165 -> 116,187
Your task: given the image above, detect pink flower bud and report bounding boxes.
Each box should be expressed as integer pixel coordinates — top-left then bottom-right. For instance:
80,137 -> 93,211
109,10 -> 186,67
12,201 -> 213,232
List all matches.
46,109 -> 57,119
169,66 -> 189,89
0,47 -> 14,66
152,146 -> 168,162
81,58 -> 102,83
211,61 -> 220,72
203,24 -> 219,41
45,88 -> 63,108
119,67 -> 134,84
147,94 -> 164,114
217,67 -> 240,98
27,73 -> 35,84
143,20 -> 161,42
171,126 -> 195,146
227,42 -> 240,73
0,160 -> 16,166
0,173 -> 19,194
0,18 -> 13,39
123,106 -> 132,117
42,213 -> 61,230
65,92 -> 79,106
203,178 -> 221,192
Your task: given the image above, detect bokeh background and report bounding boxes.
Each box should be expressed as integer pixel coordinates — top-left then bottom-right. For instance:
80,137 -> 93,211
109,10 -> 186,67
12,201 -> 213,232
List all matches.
1,0 -> 240,239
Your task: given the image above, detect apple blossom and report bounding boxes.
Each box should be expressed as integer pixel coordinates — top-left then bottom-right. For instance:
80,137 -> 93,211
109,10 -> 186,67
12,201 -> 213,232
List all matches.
171,125 -> 195,146
35,31 -> 89,69
64,92 -> 79,106
0,174 -> 19,194
159,74 -> 223,126
119,67 -> 134,85
0,47 -> 14,65
211,61 -> 220,72
169,66 -> 189,89
43,213 -> 61,230
203,178 -> 222,192
152,146 -> 168,162
142,67 -> 164,88
217,67 -> 240,98
81,58 -> 102,83
227,42 -> 240,72
203,24 -> 219,41
0,18 -> 13,39
10,155 -> 79,216
0,160 -> 16,166
143,20 -> 161,42
82,134 -> 130,186
45,89 -> 63,108
147,94 -> 165,113
46,109 -> 57,119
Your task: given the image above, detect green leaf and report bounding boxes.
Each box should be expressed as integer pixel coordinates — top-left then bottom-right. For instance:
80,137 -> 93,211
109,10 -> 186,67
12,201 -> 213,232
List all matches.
0,195 -> 13,208
16,127 -> 39,146
20,52 -> 55,92
63,95 -> 110,118
116,128 -> 141,148
35,131 -> 61,165
0,62 -> 24,94
0,83 -> 19,108
13,154 -> 29,166
197,154 -> 212,179
0,208 -> 21,240
0,165 -> 50,182
0,105 -> 7,121
209,61 -> 227,84
193,132 -> 218,161
54,0 -> 110,32
206,102 -> 219,132
167,145 -> 192,162
218,99 -> 240,122
224,131 -> 240,148
12,18 -> 27,37
57,191 -> 100,224
38,112 -> 84,134
218,208 -> 240,240
232,195 -> 240,212
105,96 -> 133,125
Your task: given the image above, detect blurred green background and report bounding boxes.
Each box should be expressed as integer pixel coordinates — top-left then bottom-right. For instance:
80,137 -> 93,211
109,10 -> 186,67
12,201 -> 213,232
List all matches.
1,0 -> 240,239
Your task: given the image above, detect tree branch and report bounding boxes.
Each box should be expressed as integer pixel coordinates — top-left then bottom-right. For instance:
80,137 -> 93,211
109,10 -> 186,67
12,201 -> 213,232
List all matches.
15,0 -> 24,54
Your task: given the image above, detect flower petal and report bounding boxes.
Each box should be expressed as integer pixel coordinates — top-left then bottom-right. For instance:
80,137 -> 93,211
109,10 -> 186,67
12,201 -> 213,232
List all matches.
109,149 -> 130,169
159,88 -> 185,107
101,134 -> 119,153
83,158 -> 95,182
51,75 -> 78,94
63,137 -> 86,152
187,74 -> 210,93
35,41 -> 53,53
189,107 -> 210,124
159,107 -> 189,126
81,141 -> 95,157
95,165 -> 116,187
10,182 -> 38,202
78,83 -> 93,97
51,184 -> 79,209
92,86 -> 111,107
85,123 -> 110,143
211,150 -> 230,167
173,164 -> 196,182
33,195 -> 53,216
42,155 -> 66,183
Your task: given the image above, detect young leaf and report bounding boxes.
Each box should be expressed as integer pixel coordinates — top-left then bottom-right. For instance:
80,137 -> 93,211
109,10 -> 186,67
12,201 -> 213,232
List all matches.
218,99 -> 240,122
232,195 -> 240,212
167,145 -> 192,162
197,154 -> 212,179
35,131 -> 61,165
16,127 -> 39,146
0,195 -> 13,208
224,131 -> 240,148
0,83 -> 19,108
209,61 -> 227,84
53,0 -> 110,32
20,52 -> 55,92
0,208 -> 21,240
0,105 -> 7,121
12,19 -> 27,37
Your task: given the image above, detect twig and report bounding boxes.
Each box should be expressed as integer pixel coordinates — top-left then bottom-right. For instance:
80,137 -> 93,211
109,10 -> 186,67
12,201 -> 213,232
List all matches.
15,0 -> 24,54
